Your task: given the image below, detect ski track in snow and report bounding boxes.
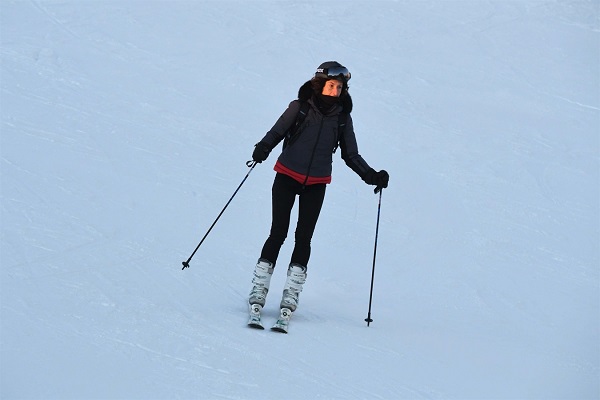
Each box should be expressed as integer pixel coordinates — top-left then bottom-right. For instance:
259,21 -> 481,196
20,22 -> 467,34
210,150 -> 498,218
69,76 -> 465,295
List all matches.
1,1 -> 599,399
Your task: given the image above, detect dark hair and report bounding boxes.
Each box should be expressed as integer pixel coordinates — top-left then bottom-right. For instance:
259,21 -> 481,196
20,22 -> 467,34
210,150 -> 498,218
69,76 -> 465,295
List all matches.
310,77 -> 349,95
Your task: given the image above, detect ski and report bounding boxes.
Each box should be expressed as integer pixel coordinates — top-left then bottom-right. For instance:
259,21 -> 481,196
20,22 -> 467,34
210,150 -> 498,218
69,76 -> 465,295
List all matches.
271,308 -> 293,334
247,304 -> 264,330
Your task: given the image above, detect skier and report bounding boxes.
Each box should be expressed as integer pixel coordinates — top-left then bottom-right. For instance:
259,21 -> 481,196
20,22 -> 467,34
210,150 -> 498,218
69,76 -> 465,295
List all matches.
248,61 -> 389,332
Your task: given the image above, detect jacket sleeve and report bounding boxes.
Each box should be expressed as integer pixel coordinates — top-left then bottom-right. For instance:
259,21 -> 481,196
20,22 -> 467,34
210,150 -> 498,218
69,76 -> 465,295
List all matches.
339,114 -> 374,180
257,100 -> 302,150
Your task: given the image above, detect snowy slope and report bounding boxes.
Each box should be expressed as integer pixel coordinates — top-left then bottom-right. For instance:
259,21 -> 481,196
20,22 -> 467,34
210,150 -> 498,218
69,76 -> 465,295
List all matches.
1,1 -> 598,399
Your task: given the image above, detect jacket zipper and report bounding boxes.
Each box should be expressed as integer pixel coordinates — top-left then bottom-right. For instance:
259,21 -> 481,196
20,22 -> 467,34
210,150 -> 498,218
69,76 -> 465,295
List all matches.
301,117 -> 325,189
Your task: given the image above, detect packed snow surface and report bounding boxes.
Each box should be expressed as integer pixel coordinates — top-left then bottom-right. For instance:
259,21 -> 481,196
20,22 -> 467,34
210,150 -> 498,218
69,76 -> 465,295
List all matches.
1,1 -> 598,399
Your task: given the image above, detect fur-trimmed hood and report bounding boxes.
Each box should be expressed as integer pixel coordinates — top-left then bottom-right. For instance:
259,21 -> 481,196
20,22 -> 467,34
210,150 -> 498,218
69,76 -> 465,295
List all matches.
297,80 -> 353,114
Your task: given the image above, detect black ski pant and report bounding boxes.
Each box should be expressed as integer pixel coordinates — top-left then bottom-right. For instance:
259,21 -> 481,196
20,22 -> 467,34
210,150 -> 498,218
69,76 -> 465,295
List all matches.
260,173 -> 326,268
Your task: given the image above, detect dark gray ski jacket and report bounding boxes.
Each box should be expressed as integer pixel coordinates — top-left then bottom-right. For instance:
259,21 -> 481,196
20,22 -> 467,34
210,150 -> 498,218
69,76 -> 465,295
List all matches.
258,85 -> 372,184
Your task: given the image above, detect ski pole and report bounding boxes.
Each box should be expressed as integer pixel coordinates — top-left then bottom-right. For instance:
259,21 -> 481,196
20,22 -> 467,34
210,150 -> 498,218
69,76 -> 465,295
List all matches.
182,161 -> 257,270
365,186 -> 383,326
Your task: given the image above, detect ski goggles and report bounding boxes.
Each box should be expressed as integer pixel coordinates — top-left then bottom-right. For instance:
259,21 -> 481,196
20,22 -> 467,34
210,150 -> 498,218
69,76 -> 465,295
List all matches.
315,66 -> 351,81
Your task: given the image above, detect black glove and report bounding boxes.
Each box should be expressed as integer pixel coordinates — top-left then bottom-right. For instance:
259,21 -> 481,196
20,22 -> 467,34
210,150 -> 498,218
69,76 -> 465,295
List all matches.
363,169 -> 389,189
252,142 -> 271,163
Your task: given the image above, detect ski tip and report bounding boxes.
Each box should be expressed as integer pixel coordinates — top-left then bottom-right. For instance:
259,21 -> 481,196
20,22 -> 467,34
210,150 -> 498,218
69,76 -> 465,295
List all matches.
248,323 -> 265,330
270,326 -> 288,334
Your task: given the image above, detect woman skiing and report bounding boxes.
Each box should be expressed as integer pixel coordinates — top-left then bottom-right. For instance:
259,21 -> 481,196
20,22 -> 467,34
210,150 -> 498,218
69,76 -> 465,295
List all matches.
248,61 -> 389,332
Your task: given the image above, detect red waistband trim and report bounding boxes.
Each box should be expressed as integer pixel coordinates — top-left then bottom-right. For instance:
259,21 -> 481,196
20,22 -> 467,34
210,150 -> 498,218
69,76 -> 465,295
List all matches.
274,161 -> 331,185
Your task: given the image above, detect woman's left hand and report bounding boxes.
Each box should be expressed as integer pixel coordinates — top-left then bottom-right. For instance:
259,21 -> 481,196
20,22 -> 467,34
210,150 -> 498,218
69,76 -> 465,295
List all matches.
364,169 -> 389,188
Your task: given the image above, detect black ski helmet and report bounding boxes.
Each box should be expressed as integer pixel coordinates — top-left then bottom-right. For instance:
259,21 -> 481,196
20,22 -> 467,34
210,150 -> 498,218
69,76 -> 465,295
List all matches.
314,61 -> 351,83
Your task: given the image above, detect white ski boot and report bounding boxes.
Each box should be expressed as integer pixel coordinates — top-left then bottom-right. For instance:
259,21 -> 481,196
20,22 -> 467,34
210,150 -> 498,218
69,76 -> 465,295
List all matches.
279,263 -> 306,312
247,259 -> 273,329
248,258 -> 274,307
271,263 -> 307,333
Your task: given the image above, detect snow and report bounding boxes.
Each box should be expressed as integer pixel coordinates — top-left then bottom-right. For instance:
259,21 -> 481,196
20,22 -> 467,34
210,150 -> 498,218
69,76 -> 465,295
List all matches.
1,1 -> 598,399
